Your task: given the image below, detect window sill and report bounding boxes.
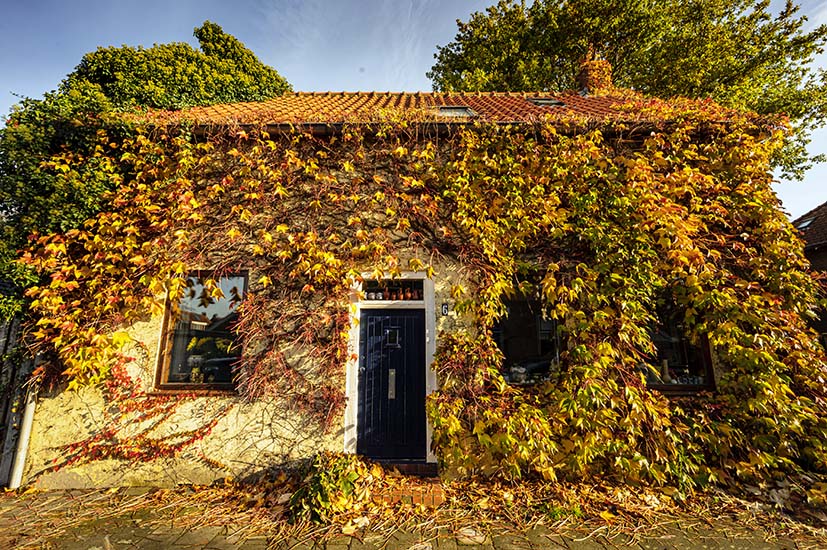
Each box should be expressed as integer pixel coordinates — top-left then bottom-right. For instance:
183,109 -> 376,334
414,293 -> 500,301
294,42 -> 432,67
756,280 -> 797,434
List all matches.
150,385 -> 237,396
649,383 -> 715,396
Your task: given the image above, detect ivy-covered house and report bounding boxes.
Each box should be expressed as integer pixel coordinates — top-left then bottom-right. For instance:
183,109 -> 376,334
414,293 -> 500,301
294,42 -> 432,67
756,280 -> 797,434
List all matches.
16,62 -> 827,490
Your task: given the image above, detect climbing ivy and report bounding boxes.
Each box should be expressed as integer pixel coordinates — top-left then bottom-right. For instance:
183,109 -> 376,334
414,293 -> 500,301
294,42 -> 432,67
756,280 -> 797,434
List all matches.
20,95 -> 827,489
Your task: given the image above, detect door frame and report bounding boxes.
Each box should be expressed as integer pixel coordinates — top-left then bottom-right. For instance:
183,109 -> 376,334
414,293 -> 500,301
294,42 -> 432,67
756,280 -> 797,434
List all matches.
344,272 -> 437,463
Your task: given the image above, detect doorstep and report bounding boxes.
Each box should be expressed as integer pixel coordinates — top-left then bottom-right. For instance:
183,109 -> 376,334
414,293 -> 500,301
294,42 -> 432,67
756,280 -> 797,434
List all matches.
373,477 -> 445,507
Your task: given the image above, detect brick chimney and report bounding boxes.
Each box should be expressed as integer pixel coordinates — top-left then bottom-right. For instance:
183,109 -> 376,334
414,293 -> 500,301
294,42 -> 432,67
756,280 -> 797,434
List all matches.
576,45 -> 613,95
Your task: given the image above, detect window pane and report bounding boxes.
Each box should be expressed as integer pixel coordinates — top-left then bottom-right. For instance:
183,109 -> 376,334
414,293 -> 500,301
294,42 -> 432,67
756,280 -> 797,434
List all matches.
647,309 -> 711,387
362,279 -> 424,301
166,274 -> 245,385
493,299 -> 563,385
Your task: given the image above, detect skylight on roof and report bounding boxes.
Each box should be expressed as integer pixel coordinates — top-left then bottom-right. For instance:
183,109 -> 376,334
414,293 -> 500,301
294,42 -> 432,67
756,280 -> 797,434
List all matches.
528,97 -> 566,107
796,217 -> 816,230
436,106 -> 476,118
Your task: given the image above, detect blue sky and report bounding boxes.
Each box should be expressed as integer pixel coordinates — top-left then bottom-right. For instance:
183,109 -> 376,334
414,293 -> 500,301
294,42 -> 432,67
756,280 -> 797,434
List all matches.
1,0 -> 826,219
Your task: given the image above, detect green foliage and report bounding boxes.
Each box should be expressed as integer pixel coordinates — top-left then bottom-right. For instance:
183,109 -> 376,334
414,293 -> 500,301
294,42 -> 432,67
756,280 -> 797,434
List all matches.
289,452 -> 377,522
63,21 -> 291,110
427,0 -> 827,177
19,96 -> 827,488
0,84 -> 123,318
0,22 -> 291,319
0,84 -> 116,240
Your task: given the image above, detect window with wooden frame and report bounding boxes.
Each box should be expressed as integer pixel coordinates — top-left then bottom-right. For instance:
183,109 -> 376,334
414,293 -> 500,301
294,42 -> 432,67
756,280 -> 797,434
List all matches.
156,272 -> 247,391
645,301 -> 714,393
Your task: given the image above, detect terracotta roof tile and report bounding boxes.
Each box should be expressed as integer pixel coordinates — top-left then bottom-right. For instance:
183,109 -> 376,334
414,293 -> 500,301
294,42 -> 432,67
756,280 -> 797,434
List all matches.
793,201 -> 827,250
146,91 -> 635,127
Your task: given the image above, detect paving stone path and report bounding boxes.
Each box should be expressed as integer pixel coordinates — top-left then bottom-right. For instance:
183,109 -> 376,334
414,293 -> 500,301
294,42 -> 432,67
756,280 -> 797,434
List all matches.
0,490 -> 820,549
26,524 -> 810,550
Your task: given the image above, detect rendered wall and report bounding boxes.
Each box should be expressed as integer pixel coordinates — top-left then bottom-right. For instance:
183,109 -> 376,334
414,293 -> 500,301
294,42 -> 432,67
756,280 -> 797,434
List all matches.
22,315 -> 342,489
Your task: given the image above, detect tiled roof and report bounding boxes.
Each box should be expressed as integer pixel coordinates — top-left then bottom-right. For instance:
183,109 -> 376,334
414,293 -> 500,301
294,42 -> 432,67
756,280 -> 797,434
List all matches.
793,201 -> 827,250
147,91 -> 631,127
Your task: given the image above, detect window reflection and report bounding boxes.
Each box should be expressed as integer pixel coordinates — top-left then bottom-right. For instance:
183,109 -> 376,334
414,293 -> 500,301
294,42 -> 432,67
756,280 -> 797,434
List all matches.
163,273 -> 246,386
493,299 -> 563,385
646,304 -> 713,389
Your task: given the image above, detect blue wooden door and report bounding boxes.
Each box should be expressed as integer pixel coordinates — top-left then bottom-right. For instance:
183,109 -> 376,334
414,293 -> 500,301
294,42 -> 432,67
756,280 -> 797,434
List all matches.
357,309 -> 426,460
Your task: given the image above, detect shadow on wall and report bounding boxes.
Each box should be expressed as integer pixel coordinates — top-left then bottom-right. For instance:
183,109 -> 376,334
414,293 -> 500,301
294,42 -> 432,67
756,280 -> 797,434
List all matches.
23,364 -> 342,489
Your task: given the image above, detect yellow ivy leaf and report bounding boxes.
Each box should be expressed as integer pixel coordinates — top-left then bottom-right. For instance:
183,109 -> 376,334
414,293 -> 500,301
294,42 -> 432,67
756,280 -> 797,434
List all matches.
111,332 -> 132,347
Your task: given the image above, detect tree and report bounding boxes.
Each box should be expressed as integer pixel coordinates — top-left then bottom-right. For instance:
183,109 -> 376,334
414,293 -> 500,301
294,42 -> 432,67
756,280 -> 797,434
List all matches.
427,0 -> 827,177
63,21 -> 290,110
0,22 -> 291,316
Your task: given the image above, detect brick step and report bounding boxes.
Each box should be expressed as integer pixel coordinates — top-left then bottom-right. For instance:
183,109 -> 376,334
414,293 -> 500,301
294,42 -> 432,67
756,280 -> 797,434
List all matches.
373,477 -> 445,507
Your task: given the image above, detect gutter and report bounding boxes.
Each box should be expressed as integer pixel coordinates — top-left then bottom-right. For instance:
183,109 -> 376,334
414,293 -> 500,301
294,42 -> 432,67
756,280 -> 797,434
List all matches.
8,386 -> 36,489
182,119 -> 685,142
